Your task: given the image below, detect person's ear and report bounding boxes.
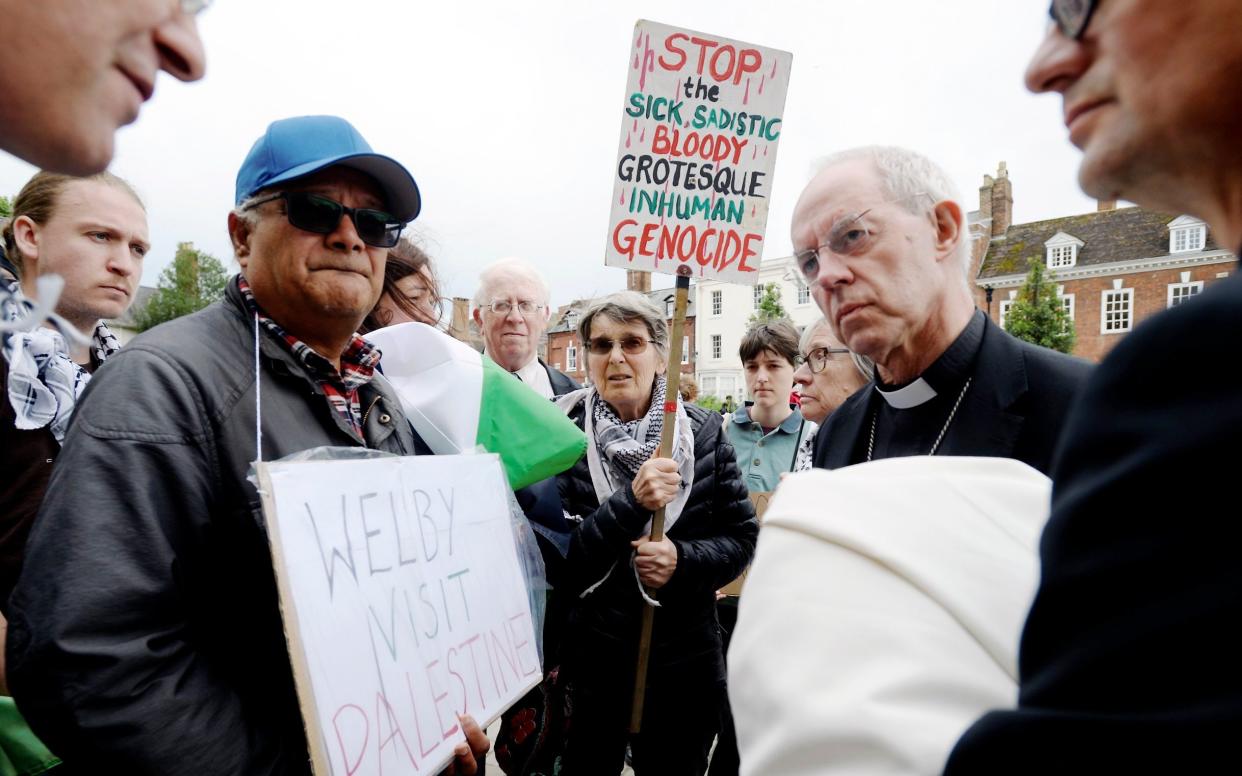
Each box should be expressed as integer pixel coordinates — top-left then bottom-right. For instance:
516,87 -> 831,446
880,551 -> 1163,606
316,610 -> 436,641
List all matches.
930,199 -> 964,265
228,212 -> 254,270
10,215 -> 41,273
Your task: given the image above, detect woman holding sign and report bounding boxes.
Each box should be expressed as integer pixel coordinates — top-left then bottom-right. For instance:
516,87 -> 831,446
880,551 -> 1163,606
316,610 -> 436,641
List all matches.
552,291 -> 757,775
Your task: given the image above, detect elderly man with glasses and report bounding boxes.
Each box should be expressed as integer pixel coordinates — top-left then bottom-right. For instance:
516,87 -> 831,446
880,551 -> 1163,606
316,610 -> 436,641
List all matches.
472,258 -> 580,399
791,145 -> 1090,475
3,115 -> 490,775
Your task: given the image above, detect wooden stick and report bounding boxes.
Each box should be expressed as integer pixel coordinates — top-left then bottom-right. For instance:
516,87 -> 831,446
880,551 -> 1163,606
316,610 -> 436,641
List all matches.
630,270 -> 691,734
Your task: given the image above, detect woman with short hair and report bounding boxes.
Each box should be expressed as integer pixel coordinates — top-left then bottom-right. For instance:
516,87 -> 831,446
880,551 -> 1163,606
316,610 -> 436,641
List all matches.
552,290 -> 757,775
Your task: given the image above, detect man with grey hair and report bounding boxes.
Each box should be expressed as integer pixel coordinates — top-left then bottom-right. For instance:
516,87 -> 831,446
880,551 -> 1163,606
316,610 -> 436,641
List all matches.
792,145 -> 1089,474
473,257 -> 579,398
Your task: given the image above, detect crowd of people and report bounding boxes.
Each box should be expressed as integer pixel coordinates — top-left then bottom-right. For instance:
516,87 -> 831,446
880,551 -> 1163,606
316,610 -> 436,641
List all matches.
2,0 -> 1242,774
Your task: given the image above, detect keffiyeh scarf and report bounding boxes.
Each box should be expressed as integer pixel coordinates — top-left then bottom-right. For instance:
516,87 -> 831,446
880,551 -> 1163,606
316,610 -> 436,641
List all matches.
592,373 -> 676,484
2,276 -> 120,442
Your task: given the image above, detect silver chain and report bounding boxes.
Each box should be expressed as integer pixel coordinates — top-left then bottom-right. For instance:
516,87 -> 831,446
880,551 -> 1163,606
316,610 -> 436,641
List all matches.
866,377 -> 972,462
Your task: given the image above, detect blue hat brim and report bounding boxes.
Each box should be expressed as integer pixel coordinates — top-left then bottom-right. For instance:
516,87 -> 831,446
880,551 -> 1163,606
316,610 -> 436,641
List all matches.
253,151 -> 421,223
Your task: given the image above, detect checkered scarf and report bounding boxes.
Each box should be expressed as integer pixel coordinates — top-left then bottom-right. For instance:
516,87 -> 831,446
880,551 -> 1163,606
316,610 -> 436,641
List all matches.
236,276 -> 379,437
591,373 -> 676,483
2,274 -> 120,442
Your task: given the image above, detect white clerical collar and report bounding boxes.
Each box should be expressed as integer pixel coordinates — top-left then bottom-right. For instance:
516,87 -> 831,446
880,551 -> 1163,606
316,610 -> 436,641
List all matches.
875,377 -> 938,409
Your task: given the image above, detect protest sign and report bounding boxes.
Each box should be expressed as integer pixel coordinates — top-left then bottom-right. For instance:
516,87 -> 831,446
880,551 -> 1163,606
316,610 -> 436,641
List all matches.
721,490 -> 772,596
256,454 -> 541,775
606,20 -> 793,284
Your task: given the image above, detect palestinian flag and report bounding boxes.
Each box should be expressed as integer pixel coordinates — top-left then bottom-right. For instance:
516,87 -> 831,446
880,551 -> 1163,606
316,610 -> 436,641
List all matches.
364,322 -> 586,489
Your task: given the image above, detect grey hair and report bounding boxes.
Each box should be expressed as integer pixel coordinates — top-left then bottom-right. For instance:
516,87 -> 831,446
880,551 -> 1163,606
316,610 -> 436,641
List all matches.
577,290 -> 669,362
473,257 -> 550,313
816,145 -> 972,279
799,317 -> 874,382
231,192 -> 271,229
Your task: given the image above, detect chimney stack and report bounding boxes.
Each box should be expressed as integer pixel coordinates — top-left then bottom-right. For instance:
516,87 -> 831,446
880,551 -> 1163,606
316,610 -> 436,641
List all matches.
978,174 -> 995,222
626,270 -> 651,294
989,162 -> 1013,238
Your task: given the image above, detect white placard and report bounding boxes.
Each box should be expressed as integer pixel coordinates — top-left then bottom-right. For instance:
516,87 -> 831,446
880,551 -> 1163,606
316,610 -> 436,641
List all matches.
257,454 -> 541,775
606,20 -> 793,284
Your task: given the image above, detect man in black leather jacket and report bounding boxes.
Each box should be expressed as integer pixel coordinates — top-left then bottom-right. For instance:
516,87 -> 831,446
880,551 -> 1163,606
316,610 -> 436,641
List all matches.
4,116 -> 442,775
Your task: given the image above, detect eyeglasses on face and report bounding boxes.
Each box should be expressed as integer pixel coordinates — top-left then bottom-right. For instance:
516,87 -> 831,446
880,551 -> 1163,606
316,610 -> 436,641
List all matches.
792,191 -> 932,284
804,346 -> 851,374
245,191 -> 404,249
487,300 -> 545,316
587,336 -> 651,356
1049,0 -> 1097,40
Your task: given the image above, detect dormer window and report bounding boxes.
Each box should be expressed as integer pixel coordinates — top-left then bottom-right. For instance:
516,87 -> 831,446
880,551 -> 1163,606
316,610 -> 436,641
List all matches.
1044,231 -> 1083,269
1168,215 -> 1207,253
566,310 -> 579,329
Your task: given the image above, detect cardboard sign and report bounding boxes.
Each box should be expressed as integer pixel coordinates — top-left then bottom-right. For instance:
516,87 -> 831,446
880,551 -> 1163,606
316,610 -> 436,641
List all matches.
721,491 -> 771,596
256,454 -> 542,776
606,20 -> 793,284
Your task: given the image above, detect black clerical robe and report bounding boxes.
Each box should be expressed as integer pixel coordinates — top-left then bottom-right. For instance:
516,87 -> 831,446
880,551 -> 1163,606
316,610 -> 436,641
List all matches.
812,310 -> 1091,475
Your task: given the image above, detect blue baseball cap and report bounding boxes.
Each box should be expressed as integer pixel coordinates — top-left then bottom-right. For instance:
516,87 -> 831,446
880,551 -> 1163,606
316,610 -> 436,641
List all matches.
235,115 -> 421,222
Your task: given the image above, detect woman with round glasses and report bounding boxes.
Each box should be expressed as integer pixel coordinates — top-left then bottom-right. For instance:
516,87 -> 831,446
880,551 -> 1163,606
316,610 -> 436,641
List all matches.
790,318 -> 872,471
551,291 -> 757,774
793,317 -> 872,426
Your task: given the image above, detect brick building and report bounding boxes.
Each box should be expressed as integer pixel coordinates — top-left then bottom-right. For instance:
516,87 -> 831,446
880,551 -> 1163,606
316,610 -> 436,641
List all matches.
545,272 -> 697,385
971,163 -> 1235,362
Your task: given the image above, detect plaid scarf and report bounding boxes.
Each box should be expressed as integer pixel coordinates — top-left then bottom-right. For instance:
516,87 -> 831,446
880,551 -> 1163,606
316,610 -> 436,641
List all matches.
2,273 -> 120,442
236,276 -> 380,437
591,373 -> 675,484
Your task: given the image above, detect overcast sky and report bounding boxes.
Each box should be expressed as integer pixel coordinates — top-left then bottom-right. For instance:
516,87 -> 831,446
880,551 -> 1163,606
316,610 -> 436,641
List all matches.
0,0 -> 1095,307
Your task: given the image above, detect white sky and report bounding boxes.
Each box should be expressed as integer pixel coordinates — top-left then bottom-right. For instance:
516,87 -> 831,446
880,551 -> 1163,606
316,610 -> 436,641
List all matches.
0,0 -> 1095,307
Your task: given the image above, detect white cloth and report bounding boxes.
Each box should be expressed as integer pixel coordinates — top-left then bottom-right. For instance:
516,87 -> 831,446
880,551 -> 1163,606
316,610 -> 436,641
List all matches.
510,354 -> 553,399
729,456 -> 1050,776
2,276 -> 119,442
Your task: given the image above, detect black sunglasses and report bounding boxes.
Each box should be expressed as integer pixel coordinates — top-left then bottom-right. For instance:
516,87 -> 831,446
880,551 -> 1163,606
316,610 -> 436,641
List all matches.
245,191 -> 404,248
1049,0 -> 1097,40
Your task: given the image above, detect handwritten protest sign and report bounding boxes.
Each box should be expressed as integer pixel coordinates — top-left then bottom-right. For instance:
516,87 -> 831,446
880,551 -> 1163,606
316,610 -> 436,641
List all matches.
256,454 -> 541,775
606,20 -> 793,284
721,490 -> 772,596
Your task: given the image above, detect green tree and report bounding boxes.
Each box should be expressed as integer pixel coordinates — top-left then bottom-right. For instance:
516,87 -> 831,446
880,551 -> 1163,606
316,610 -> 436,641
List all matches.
137,242 -> 230,331
0,194 -> 12,218
695,394 -> 724,413
747,282 -> 789,326
1003,257 -> 1077,354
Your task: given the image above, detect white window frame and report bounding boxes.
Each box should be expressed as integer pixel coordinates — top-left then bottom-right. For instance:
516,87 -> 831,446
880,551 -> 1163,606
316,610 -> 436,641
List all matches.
1167,280 -> 1204,307
999,299 -> 1014,329
711,334 -> 722,360
1170,226 -> 1206,253
1100,287 -> 1134,334
797,283 -> 810,305
566,343 -> 577,371
1047,244 -> 1077,268
681,335 -> 690,364
1044,231 -> 1083,270
753,284 -> 764,310
711,289 -> 722,316
665,299 -> 674,317
1059,292 -> 1075,332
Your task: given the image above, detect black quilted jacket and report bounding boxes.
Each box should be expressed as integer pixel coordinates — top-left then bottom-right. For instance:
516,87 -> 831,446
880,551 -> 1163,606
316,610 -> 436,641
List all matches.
556,398 -> 758,672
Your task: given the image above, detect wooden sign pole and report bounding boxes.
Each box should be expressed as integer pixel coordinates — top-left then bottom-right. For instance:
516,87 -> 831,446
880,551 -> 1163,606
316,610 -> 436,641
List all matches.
630,269 -> 691,734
